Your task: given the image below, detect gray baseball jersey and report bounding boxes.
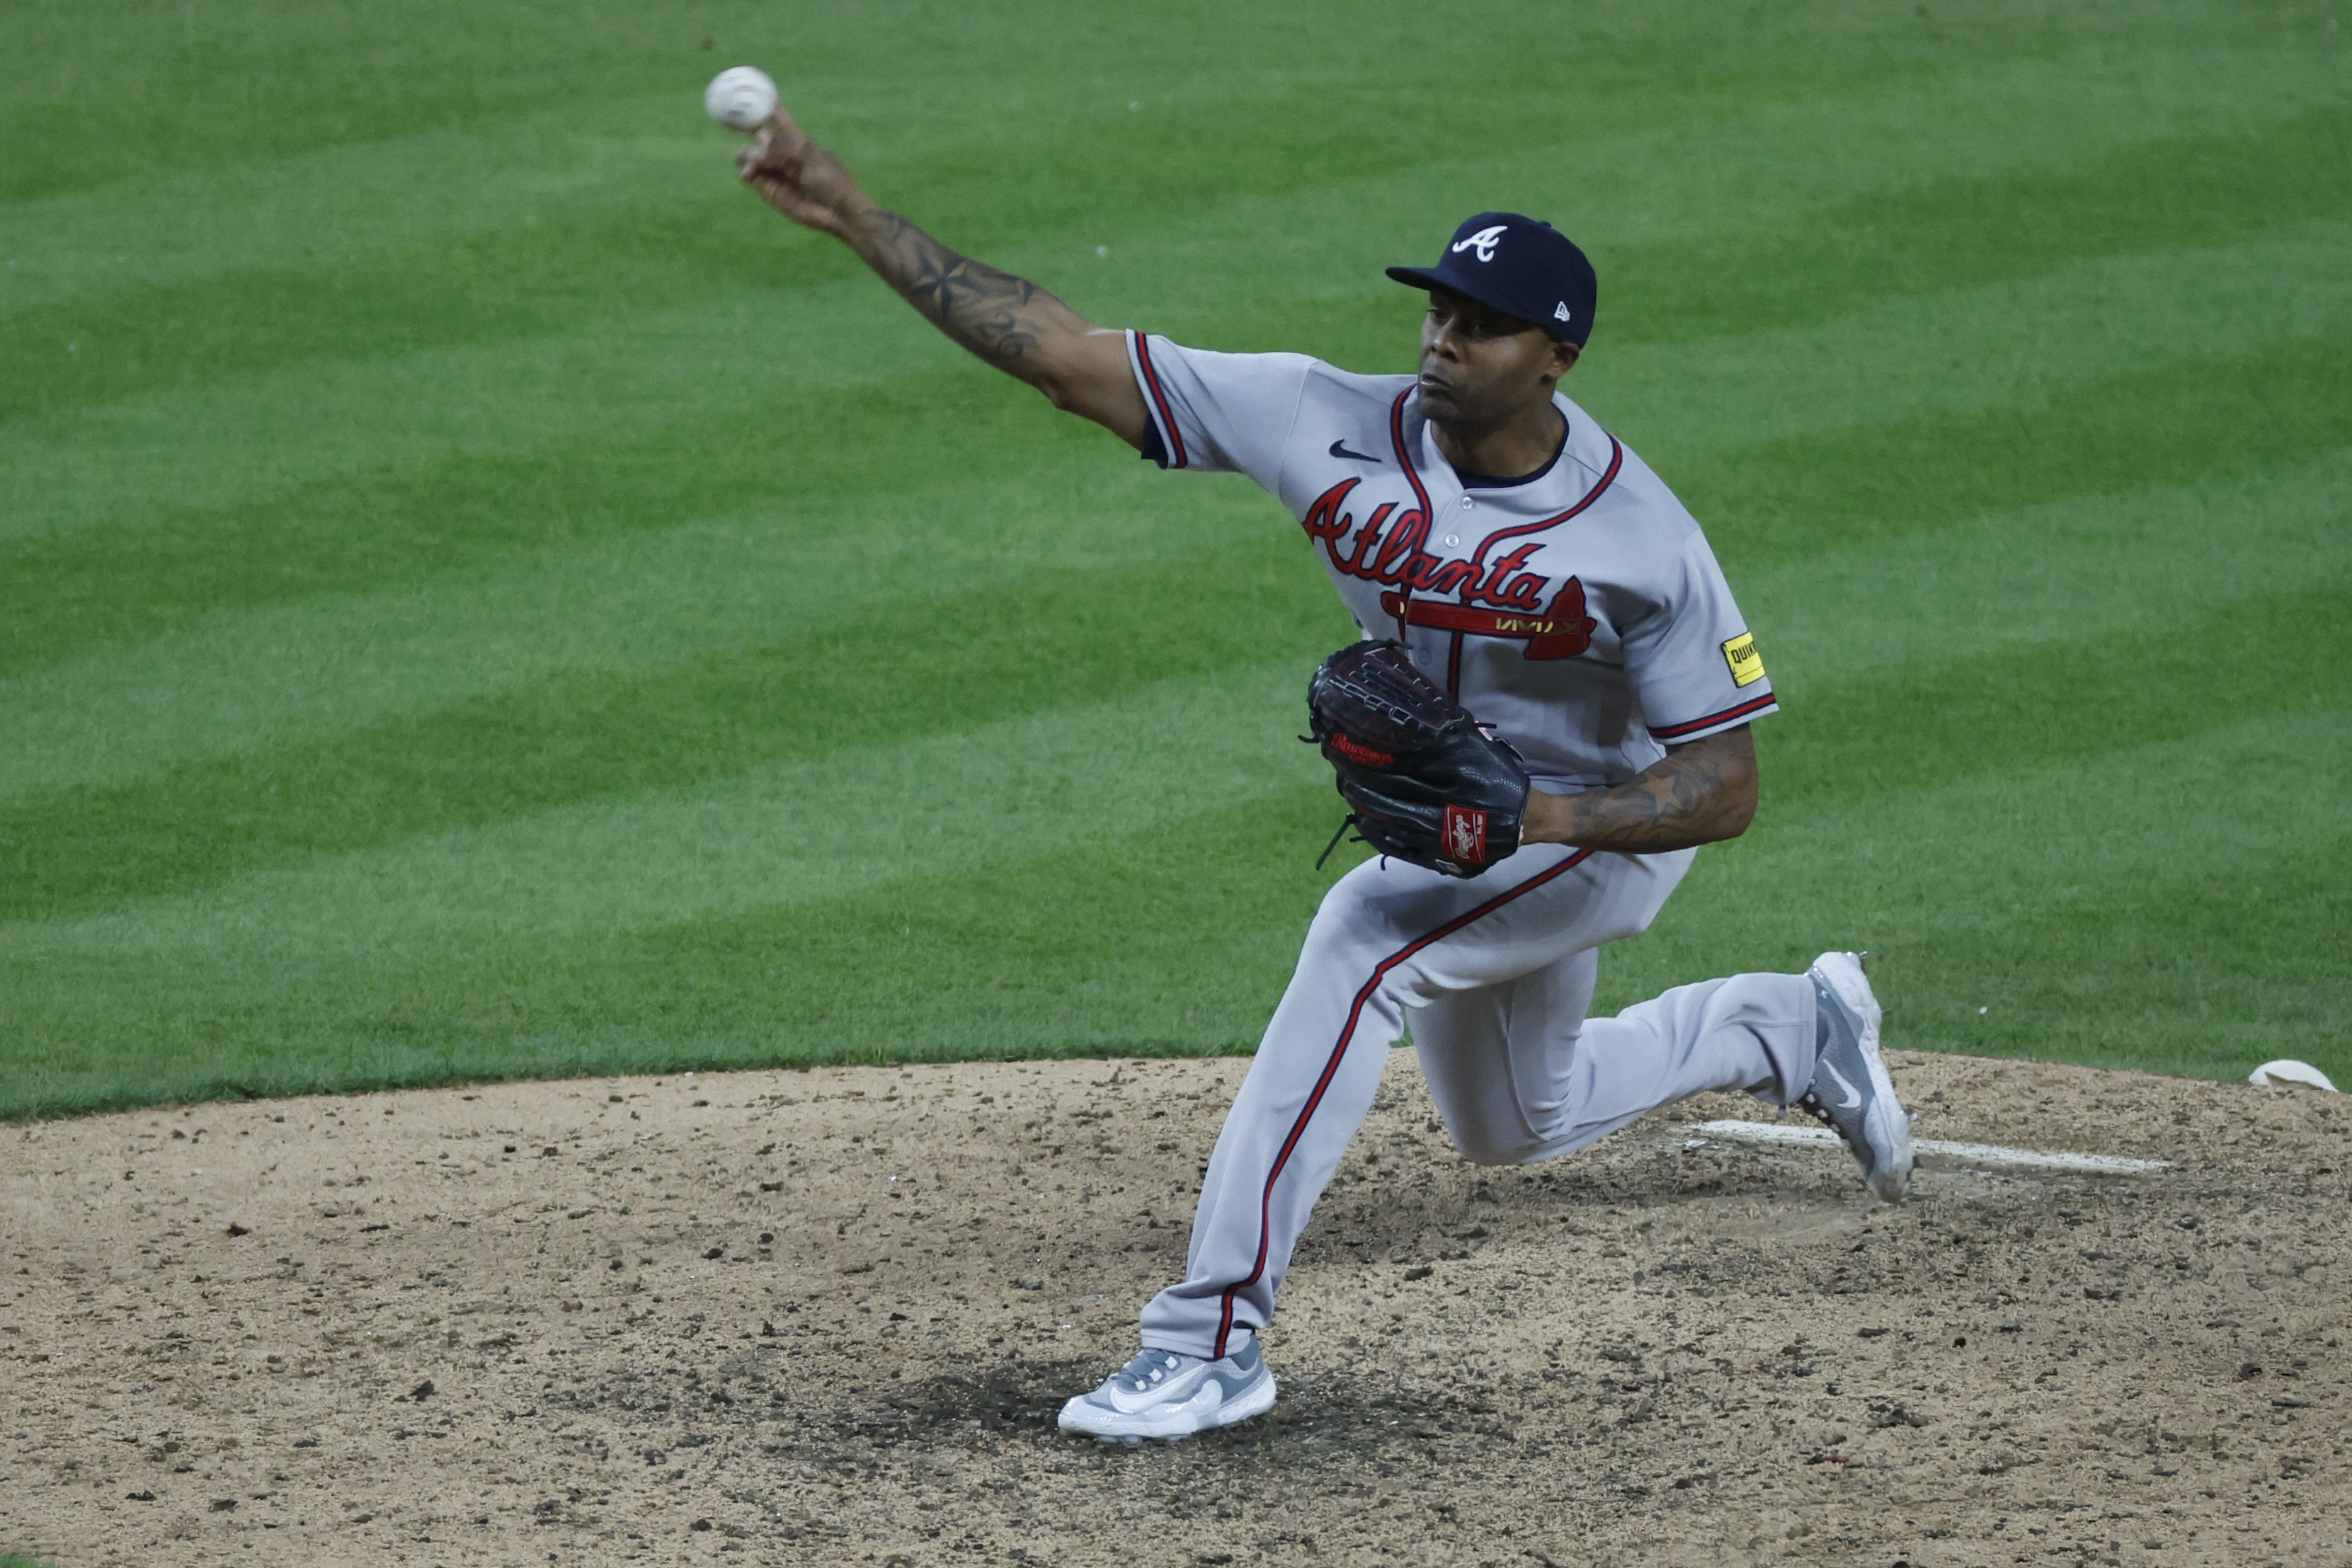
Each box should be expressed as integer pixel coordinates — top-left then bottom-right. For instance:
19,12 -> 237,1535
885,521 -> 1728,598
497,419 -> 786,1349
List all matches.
1110,331 -> 1808,1368
1125,333 -> 1777,789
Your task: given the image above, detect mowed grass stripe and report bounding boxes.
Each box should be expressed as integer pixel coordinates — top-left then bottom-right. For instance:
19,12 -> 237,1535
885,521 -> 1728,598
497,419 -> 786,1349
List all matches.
9,19 -> 2330,315
1740,449 -> 2352,682
0,184 -> 828,424
0,272 -> 931,545
0,450 -> 1245,799
8,565 -> 2339,972
11,0 -> 1538,207
1762,584 -> 2352,808
540,30 -> 2350,270
15,56 -> 2348,420
0,786 -> 1352,1118
13,96 -> 2349,445
1,1 -> 733,203
1,660 -> 1326,964
12,0 -> 1912,207
0,542 -> 1347,921
1576,217 -> 2352,462
6,438 -> 2346,920
922,43 -> 2352,352
0,370 -> 1138,674
11,212 -> 2340,554
1696,336 -> 2352,574
1601,107 -> 2352,348
1631,704 -> 2352,1085
0,101 -> 739,317
7,700 -> 2344,1119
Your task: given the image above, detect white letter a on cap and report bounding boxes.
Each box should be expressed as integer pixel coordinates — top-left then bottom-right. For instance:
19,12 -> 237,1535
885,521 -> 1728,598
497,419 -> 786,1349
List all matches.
1450,225 -> 1507,263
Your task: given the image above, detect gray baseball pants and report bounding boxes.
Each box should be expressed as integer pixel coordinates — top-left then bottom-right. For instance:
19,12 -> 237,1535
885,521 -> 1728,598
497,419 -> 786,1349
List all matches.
1139,842 -> 1820,1360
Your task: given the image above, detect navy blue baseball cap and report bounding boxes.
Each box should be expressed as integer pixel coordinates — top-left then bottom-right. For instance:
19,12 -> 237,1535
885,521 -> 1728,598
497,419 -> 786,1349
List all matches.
1387,212 -> 1597,345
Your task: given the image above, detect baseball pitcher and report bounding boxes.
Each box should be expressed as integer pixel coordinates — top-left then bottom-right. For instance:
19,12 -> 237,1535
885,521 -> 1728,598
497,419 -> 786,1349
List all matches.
734,110 -> 1914,1445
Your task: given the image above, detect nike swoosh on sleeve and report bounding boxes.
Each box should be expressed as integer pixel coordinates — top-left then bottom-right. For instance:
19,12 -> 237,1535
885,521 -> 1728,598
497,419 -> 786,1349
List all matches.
1328,440 -> 1383,463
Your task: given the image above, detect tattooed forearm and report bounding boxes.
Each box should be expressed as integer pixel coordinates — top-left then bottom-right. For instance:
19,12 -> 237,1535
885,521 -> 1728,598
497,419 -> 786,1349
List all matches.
738,124 -> 1148,440
847,211 -> 1090,380
1523,726 -> 1759,853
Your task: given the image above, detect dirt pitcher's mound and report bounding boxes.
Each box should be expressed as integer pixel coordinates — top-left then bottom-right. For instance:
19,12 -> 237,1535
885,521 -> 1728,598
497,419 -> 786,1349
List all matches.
4,1051 -> 2346,1567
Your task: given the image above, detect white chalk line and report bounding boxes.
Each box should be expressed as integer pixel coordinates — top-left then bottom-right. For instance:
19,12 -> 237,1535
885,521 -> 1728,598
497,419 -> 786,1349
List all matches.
1684,1119 -> 2169,1175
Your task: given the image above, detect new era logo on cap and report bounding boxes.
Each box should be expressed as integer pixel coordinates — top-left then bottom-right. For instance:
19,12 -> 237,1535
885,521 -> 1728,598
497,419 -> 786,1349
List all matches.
1388,211 -> 1597,345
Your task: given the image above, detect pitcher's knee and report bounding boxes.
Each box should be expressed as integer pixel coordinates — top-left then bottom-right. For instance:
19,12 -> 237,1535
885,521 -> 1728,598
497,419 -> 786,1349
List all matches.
1441,1122 -> 1549,1167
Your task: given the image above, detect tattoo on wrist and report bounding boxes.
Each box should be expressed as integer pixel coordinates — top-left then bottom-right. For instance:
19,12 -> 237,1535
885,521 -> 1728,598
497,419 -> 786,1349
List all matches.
1555,738 -> 1749,852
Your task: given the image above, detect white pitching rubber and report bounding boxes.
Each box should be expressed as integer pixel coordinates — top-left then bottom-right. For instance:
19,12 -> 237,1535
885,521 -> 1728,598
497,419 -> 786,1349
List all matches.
1685,1119 -> 2168,1176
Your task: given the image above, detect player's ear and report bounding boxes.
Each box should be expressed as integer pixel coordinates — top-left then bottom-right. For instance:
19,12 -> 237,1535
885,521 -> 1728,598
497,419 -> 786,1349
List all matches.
1550,339 -> 1582,379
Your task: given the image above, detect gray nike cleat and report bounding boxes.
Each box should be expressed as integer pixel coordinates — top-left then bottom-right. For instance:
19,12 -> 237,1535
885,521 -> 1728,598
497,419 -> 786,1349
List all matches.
1056,1339 -> 1277,1443
1800,951 -> 1913,1202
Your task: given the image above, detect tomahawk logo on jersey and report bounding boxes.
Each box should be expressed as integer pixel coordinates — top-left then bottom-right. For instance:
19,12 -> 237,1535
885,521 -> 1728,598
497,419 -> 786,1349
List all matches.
1126,333 -> 1776,793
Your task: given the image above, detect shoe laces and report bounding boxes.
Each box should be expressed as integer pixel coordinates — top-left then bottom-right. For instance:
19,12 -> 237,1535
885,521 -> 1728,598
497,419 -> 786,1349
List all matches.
1112,1349 -> 1192,1392
1797,1089 -> 1854,1145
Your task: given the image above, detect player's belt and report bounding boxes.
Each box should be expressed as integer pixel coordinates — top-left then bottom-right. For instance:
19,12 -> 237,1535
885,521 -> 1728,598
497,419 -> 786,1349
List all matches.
1378,592 -> 1592,660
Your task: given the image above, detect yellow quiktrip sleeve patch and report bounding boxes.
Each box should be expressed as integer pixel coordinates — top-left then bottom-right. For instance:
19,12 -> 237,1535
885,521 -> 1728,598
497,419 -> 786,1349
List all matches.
1722,631 -> 1765,687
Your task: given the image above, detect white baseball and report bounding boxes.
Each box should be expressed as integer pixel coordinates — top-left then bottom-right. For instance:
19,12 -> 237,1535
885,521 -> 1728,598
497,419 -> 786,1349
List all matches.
704,66 -> 778,132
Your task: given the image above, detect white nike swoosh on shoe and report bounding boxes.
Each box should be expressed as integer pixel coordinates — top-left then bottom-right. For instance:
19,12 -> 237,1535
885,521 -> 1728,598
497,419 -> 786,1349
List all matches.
1100,1374 -> 1200,1414
1822,1061 -> 1863,1110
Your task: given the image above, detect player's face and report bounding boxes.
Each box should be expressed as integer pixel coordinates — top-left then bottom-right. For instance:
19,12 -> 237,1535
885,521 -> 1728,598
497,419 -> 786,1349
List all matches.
1416,288 -> 1579,429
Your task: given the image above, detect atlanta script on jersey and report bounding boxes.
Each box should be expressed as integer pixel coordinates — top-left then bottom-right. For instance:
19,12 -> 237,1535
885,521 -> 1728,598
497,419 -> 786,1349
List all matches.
1126,333 -> 1777,791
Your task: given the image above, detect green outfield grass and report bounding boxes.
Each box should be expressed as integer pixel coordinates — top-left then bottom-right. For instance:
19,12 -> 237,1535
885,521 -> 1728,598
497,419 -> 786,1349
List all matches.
2,0 -> 2345,1118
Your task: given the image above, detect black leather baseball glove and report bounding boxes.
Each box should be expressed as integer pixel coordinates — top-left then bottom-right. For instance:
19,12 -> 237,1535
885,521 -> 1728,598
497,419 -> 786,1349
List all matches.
1305,640 -> 1531,879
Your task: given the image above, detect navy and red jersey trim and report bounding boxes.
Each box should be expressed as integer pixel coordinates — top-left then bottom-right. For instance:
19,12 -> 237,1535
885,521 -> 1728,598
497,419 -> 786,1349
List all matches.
1382,401 -> 1623,689
1211,846 -> 1597,1358
1648,690 -> 1779,740
1385,387 -> 1451,680
1463,437 -> 1622,570
1388,389 -> 1432,517
1132,333 -> 1188,471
